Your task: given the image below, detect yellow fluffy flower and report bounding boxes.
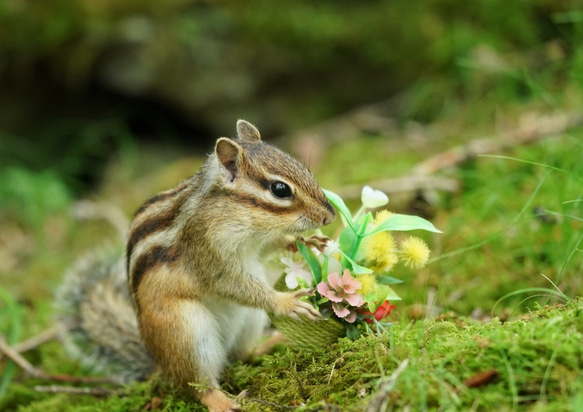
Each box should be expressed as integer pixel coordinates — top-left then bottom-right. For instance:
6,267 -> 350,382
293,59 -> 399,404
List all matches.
400,236 -> 430,269
362,231 -> 399,272
374,210 -> 393,225
356,273 -> 377,295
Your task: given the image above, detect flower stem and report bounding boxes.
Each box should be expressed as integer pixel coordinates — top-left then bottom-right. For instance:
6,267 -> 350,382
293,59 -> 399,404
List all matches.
352,206 -> 367,222
349,213 -> 370,260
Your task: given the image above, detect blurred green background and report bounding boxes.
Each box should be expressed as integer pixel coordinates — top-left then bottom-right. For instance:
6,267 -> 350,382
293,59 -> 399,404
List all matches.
1,1 -> 583,410
1,0 -> 581,194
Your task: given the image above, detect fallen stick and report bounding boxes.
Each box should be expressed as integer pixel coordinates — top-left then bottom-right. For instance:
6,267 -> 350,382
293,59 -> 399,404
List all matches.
34,385 -> 114,397
412,111 -> 583,176
325,111 -> 583,201
0,333 -> 121,385
0,333 -> 46,378
335,175 -> 459,200
10,324 -> 63,355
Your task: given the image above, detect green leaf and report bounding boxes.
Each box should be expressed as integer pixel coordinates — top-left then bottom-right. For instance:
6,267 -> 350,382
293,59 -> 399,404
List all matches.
340,251 -> 373,274
376,275 -> 404,285
324,189 -> 356,232
346,323 -> 360,340
296,240 -> 322,284
338,225 -> 357,254
372,284 -> 401,305
367,213 -> 442,235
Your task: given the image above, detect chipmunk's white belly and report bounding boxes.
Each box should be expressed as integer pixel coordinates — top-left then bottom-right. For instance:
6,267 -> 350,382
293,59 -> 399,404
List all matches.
203,259 -> 270,358
208,299 -> 267,357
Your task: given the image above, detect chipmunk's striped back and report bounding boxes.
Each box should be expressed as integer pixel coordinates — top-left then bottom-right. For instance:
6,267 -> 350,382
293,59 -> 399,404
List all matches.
126,182 -> 192,311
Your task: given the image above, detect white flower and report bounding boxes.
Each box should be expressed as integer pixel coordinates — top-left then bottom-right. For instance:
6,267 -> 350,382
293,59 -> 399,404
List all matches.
281,256 -> 313,289
327,255 -> 342,274
361,185 -> 389,209
323,239 -> 341,257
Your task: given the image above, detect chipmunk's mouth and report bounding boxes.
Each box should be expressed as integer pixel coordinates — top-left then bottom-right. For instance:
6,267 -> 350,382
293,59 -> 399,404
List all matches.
289,214 -> 326,233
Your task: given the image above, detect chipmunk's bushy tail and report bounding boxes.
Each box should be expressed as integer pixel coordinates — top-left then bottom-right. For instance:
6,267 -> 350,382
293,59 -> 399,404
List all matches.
56,250 -> 156,382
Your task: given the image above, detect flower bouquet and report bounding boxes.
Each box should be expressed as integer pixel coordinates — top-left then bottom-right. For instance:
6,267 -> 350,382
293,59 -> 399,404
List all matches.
269,186 -> 442,349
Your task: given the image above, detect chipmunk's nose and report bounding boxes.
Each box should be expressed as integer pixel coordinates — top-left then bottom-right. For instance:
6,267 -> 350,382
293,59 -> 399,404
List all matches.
322,208 -> 336,226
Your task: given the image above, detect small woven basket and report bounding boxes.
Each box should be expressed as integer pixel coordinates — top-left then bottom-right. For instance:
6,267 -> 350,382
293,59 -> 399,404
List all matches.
269,274 -> 346,350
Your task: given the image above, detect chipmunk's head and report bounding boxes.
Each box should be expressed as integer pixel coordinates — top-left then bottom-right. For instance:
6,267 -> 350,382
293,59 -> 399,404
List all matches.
211,120 -> 335,236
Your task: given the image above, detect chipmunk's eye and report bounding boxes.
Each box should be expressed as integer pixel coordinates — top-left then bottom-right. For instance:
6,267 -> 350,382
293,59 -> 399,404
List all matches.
270,181 -> 293,199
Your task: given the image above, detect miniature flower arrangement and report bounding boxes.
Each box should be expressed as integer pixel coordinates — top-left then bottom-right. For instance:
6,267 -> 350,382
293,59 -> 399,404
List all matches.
270,186 -> 442,349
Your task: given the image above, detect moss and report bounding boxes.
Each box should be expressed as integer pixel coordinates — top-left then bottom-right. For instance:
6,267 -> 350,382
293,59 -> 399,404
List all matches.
220,301 -> 583,411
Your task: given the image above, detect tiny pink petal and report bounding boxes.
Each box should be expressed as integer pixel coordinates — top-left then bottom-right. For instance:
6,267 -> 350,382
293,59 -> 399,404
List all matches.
344,310 -> 358,323
344,293 -> 365,307
317,282 -> 343,302
326,292 -> 344,303
332,303 -> 350,318
340,269 -> 362,294
317,282 -> 330,296
327,272 -> 342,292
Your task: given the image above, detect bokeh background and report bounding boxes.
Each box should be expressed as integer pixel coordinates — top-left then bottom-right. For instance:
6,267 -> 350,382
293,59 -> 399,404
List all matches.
2,0 -> 581,195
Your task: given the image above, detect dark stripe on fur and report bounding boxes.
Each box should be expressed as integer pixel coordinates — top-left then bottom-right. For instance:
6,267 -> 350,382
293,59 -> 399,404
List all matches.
132,183 -> 188,218
127,216 -> 174,264
210,187 -> 294,215
127,190 -> 190,261
131,245 -> 180,301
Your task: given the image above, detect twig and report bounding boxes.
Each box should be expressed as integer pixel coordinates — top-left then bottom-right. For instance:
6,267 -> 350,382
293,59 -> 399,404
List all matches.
0,333 -> 121,385
412,111 -> 583,176
307,110 -> 582,201
10,324 -> 64,355
365,358 -> 410,412
34,385 -> 114,397
335,175 -> 459,200
0,333 -> 47,378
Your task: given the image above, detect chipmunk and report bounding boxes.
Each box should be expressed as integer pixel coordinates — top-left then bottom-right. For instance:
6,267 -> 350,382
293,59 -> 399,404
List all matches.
58,120 -> 335,412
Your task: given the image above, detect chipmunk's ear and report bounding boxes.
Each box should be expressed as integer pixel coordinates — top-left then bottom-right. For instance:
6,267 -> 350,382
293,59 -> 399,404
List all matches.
215,138 -> 243,182
236,119 -> 261,141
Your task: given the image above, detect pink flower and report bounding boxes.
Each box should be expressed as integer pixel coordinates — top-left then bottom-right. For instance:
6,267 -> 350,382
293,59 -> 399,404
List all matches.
318,269 -> 365,305
317,269 -> 365,323
332,303 -> 358,323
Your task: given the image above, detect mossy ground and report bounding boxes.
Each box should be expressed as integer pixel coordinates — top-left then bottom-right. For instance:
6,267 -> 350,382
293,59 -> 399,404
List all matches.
4,303 -> 583,411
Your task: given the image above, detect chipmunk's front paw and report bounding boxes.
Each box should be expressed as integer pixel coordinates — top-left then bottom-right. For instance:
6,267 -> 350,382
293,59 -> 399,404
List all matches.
275,290 -> 321,321
298,235 -> 331,253
284,234 -> 332,253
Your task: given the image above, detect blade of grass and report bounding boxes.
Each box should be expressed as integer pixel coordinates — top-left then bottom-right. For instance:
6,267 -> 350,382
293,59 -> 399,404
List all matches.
539,273 -> 571,302
480,154 -> 583,186
500,350 -> 519,412
0,287 -> 23,400
492,287 -> 569,316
